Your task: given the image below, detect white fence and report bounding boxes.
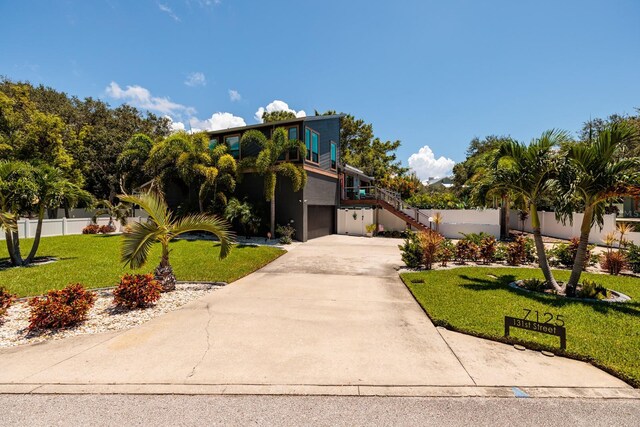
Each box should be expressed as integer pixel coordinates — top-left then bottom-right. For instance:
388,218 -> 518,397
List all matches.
337,208 -> 375,236
1,217 -> 145,240
509,210 -> 640,245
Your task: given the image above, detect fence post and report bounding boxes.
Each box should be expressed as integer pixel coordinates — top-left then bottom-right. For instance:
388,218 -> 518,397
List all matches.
62,217 -> 67,236
24,218 -> 30,238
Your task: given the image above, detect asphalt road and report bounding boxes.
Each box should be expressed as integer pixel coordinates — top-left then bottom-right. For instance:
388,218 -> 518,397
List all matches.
2,395 -> 639,426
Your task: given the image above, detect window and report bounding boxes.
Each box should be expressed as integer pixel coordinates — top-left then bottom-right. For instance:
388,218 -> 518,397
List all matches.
311,132 -> 319,163
208,137 -> 218,150
288,127 -> 299,161
305,128 -> 311,161
225,135 -> 240,159
330,142 -> 337,169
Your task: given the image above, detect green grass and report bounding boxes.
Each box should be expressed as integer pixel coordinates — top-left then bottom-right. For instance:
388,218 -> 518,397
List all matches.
401,267 -> 640,387
0,234 -> 284,297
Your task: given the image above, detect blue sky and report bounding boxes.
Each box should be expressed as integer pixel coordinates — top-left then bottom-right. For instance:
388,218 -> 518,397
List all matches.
2,0 -> 639,180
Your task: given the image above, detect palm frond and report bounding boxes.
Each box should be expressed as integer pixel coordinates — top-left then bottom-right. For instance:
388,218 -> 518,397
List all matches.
119,191 -> 171,228
172,214 -> 235,259
120,220 -> 163,268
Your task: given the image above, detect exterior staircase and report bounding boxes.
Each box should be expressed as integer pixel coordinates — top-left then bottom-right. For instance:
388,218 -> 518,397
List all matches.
340,186 -> 432,233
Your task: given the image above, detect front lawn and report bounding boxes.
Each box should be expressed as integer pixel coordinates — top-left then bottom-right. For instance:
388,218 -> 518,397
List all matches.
401,267 -> 640,387
0,234 -> 284,297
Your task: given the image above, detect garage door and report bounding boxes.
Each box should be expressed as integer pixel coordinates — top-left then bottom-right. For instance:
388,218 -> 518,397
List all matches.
307,205 -> 335,239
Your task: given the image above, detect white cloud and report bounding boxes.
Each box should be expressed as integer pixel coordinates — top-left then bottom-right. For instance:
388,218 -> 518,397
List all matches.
254,100 -> 306,122
158,3 -> 180,21
105,82 -> 195,116
165,116 -> 186,132
185,72 -> 206,87
228,89 -> 241,102
408,145 -> 456,182
190,112 -> 246,131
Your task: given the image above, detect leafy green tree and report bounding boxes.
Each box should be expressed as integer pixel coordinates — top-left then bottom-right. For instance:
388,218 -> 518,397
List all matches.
224,198 -> 261,237
556,124 -> 640,294
117,133 -> 154,194
489,131 -> 572,292
119,192 -> 234,291
262,110 -> 297,123
240,127 -> 307,236
316,110 -> 406,180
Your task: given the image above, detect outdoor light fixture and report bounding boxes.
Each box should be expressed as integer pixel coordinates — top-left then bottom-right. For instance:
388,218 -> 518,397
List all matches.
428,216 -> 434,230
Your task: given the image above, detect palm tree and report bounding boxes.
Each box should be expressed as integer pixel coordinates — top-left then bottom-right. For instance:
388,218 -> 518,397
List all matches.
557,124 -> 640,294
92,199 -> 131,228
119,191 -> 234,292
240,127 -> 307,236
117,133 -> 154,194
490,130 -> 571,292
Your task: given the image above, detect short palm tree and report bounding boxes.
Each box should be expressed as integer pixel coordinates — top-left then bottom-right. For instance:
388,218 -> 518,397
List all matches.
240,127 -> 306,236
92,199 -> 131,228
119,191 -> 234,292
557,124 -> 640,293
490,130 -> 571,292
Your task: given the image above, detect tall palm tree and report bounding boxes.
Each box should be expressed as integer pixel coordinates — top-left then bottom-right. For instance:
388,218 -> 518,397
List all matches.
489,130 -> 571,292
240,127 -> 307,236
557,124 -> 640,294
119,191 -> 234,292
92,199 -> 131,228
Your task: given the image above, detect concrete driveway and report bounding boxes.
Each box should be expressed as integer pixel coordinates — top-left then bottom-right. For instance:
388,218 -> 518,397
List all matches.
0,235 -> 634,397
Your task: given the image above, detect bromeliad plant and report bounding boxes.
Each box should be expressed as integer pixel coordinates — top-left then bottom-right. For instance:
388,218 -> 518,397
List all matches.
119,191 -> 234,292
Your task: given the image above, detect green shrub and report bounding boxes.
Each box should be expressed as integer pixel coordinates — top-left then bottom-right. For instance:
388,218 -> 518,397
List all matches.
459,232 -> 492,245
626,243 -> 640,273
494,242 -> 508,262
523,237 -> 536,263
28,284 -> 96,331
0,287 -> 17,321
365,223 -> 377,234
577,279 -> 607,299
113,273 -> 162,309
399,231 -> 423,268
521,278 -> 546,292
275,224 -> 296,244
548,238 -> 594,269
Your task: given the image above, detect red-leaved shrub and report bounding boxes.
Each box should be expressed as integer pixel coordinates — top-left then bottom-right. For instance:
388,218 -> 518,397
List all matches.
99,224 -> 116,234
82,224 -> 100,234
28,284 -> 96,331
0,287 -> 17,321
600,251 -> 627,275
113,273 -> 162,309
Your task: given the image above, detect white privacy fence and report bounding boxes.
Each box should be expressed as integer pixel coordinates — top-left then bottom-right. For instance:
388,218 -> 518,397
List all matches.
509,210 -> 640,245
403,208 -> 501,239
1,217 -> 146,240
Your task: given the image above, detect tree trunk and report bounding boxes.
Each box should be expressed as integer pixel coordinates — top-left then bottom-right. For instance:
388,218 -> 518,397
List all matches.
25,207 -> 45,264
5,230 -> 19,266
154,242 -> 176,292
7,230 -> 24,266
530,206 -> 561,292
567,206 -> 593,296
270,197 -> 276,238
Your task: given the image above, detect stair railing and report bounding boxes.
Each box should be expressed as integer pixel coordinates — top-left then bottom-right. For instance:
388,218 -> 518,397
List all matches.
374,186 -> 432,229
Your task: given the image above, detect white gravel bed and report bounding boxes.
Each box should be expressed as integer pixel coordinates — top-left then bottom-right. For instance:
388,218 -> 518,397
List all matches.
0,283 -> 223,349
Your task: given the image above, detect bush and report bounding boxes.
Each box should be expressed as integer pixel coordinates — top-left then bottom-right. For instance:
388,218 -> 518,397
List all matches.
113,273 -> 162,309
391,230 -> 402,238
275,224 -> 296,244
365,223 -> 377,234
521,278 -> 546,292
99,224 -> 116,234
577,279 -> 607,299
82,224 -> 100,234
600,251 -> 627,275
459,232 -> 492,245
455,240 -> 478,264
420,231 -> 444,270
506,236 -> 526,266
399,231 -> 423,268
28,284 -> 96,331
523,237 -> 536,263
626,243 -> 640,273
479,236 -> 497,264
0,287 -> 17,321
494,242 -> 508,262
438,239 -> 455,267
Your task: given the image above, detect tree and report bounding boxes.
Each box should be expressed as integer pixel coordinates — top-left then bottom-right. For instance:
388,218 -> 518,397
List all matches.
224,198 -> 261,237
240,127 -> 307,236
556,124 -> 640,294
119,191 -> 234,292
262,110 -> 297,123
0,161 -> 91,266
489,130 -> 572,292
117,133 -> 154,194
316,110 -> 407,180
92,199 -> 131,228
